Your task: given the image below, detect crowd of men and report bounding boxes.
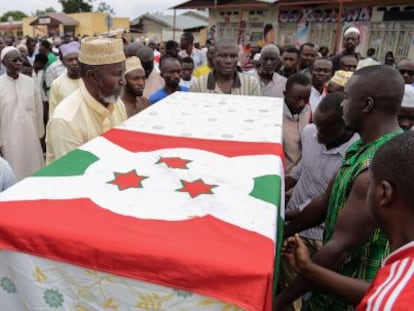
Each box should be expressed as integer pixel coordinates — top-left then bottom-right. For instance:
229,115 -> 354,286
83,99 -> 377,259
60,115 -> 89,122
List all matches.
1,23 -> 414,310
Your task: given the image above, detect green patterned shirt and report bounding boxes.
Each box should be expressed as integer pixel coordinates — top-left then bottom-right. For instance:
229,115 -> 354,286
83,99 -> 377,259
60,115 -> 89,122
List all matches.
305,130 -> 402,311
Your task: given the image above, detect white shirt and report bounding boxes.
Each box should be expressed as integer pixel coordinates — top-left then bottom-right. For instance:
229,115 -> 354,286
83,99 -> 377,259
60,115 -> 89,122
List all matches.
309,86 -> 326,113
179,48 -> 206,68
0,74 -> 45,181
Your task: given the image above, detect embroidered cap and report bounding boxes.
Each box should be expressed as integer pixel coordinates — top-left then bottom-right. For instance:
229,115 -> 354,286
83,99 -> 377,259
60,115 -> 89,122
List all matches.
60,41 -> 80,58
125,56 -> 144,75
330,70 -> 353,87
79,37 -> 125,65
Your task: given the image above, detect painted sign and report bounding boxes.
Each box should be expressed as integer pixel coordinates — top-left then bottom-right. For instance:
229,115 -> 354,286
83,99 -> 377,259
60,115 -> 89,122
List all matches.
278,7 -> 372,24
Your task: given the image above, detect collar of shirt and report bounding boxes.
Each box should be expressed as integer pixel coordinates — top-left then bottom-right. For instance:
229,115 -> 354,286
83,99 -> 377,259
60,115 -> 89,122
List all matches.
80,82 -> 115,119
207,71 -> 241,90
383,240 -> 414,266
283,101 -> 309,121
320,134 -> 357,157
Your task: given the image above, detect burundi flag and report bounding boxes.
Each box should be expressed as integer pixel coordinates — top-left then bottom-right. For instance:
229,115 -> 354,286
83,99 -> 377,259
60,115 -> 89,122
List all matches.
0,93 -> 284,311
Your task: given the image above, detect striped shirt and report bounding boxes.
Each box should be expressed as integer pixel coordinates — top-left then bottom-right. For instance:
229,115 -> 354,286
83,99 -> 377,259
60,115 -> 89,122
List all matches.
287,124 -> 358,241
190,71 -> 261,96
357,241 -> 414,311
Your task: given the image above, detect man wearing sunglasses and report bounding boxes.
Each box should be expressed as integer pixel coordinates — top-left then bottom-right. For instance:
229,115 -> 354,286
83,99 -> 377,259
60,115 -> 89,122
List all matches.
0,47 -> 45,181
397,58 -> 414,86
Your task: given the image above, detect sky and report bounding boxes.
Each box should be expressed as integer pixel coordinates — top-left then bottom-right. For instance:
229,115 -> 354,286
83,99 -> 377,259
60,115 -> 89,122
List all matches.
0,0 -> 186,19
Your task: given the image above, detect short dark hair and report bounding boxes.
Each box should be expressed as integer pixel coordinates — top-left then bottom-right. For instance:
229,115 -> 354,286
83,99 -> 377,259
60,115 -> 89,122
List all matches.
286,73 -> 311,92
367,48 -> 375,57
264,24 -> 273,36
371,131 -> 414,203
180,56 -> 194,66
40,39 -> 51,50
353,65 -> 404,115
160,56 -> 180,72
317,92 -> 345,120
22,60 -> 32,68
283,46 -> 299,56
166,40 -> 178,50
299,42 -> 315,54
181,32 -> 194,43
34,53 -> 48,65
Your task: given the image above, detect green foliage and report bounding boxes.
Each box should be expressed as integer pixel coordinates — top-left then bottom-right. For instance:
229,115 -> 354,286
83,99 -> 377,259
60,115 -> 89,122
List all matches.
0,10 -> 28,22
58,0 -> 94,13
95,2 -> 116,15
32,7 -> 57,16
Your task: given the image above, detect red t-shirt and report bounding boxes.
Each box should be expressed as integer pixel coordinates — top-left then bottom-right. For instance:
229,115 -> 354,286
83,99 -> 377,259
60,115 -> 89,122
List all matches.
356,241 -> 414,311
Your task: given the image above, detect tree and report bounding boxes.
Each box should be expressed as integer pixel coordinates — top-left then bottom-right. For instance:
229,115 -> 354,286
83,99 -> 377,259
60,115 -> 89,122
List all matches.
59,0 -> 94,14
32,7 -> 57,16
0,10 -> 28,22
95,2 -> 115,16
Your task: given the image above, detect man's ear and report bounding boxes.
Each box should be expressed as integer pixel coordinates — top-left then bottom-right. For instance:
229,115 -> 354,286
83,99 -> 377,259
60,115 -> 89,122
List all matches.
379,180 -> 393,207
363,96 -> 375,113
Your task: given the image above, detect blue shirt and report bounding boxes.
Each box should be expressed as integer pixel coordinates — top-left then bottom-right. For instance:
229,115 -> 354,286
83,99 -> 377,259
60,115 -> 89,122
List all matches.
149,86 -> 189,104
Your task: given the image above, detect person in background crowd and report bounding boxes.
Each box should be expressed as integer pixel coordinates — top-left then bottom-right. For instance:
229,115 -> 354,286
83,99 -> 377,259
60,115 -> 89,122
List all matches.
0,37 -> 6,75
149,56 -> 189,104
21,59 -> 33,77
254,44 -> 286,97
193,45 -> 215,78
318,46 -> 329,58
0,47 -> 44,181
125,41 -> 144,58
280,46 -> 299,78
16,44 -> 30,64
179,32 -> 206,68
190,38 -> 260,96
397,58 -> 414,86
384,51 -> 395,67
138,46 -> 164,99
275,65 -> 404,311
43,49 -> 66,96
283,131 -> 414,311
179,56 -> 195,88
165,40 -> 180,59
148,39 -> 161,67
326,70 -> 353,94
46,37 -> 127,164
0,156 -> 15,192
309,59 -> 333,112
398,84 -> 414,131
282,73 -> 312,175
121,56 -> 150,117
298,43 -> 317,76
39,39 -> 57,69
263,24 -> 276,46
158,41 -> 166,56
356,47 -> 380,70
281,92 -> 357,311
339,54 -> 358,72
48,41 -> 82,117
32,53 -> 49,128
26,36 -> 37,64
331,27 -> 360,72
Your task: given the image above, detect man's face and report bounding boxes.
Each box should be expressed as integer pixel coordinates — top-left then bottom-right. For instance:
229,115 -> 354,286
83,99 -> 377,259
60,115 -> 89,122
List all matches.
259,50 -> 280,76
397,60 -> 414,84
3,50 -> 22,74
39,45 -> 48,55
180,36 -> 189,50
282,52 -> 298,71
398,107 -> 414,131
125,68 -> 146,97
214,44 -> 238,77
21,65 -> 33,77
311,60 -> 333,87
299,45 -> 317,69
159,42 -> 166,55
94,61 -> 126,104
26,40 -> 36,54
285,83 -> 311,115
63,53 -> 79,77
207,46 -> 216,65
343,33 -> 360,52
313,109 -> 345,147
340,56 -> 358,72
161,59 -> 182,88
181,62 -> 194,81
341,76 -> 363,131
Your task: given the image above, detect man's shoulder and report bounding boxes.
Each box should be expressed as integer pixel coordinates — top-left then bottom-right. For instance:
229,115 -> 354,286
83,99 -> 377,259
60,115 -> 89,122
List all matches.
51,89 -> 82,120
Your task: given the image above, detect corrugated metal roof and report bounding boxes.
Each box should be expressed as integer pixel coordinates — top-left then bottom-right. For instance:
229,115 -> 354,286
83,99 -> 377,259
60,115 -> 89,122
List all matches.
131,13 -> 208,30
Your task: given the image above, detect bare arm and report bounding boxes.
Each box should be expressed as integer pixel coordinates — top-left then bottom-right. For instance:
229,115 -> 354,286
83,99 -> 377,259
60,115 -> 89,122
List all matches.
275,171 -> 376,308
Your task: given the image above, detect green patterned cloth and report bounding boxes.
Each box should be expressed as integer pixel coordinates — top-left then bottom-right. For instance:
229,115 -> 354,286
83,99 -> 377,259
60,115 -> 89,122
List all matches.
305,130 -> 402,311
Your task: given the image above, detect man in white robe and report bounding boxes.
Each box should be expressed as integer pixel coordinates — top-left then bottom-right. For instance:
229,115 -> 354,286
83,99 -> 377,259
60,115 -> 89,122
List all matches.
0,47 -> 45,181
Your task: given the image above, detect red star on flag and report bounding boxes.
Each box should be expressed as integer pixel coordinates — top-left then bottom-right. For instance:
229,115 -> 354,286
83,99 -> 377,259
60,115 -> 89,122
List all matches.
107,170 -> 148,191
176,179 -> 217,198
156,156 -> 192,169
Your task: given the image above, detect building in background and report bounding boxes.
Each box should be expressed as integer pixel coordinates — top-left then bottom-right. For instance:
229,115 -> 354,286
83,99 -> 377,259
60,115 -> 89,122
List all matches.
22,12 -> 129,38
130,11 -> 208,44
